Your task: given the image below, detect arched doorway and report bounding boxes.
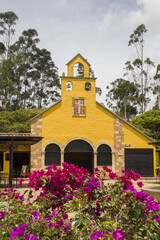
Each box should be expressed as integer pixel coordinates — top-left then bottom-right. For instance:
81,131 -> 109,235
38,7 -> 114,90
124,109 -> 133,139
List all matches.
64,140 -> 94,172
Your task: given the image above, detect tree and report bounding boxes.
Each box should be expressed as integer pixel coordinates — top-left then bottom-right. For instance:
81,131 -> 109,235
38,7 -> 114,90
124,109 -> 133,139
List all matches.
0,11 -> 61,110
0,11 -> 18,58
11,29 -> 60,109
0,11 -> 18,111
153,64 -> 160,109
11,29 -> 39,109
106,79 -> 138,121
0,57 -> 16,111
124,24 -> 155,114
30,47 -> 60,108
130,109 -> 160,141
0,12 -> 61,111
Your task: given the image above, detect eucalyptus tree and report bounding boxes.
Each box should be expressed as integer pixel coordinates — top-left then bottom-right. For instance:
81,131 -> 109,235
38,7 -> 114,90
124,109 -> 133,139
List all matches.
153,64 -> 160,109
30,47 -> 60,108
0,11 -> 18,58
106,79 -> 138,121
12,29 -> 60,109
124,24 -> 155,114
11,29 -> 40,109
0,56 -> 16,111
0,11 -> 18,110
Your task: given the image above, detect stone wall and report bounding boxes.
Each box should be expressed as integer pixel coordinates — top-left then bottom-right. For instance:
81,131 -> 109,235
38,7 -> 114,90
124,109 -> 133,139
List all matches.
30,115 -> 42,171
114,116 -> 124,175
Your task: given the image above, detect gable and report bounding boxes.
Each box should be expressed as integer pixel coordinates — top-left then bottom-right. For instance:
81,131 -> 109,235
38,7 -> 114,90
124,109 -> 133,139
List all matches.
96,102 -> 154,143
67,53 -> 90,78
29,100 -> 61,122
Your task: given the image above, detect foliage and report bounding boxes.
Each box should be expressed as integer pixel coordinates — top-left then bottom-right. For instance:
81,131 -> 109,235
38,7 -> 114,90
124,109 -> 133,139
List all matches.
0,108 -> 44,132
0,11 -> 18,57
106,79 -> 138,121
130,109 -> 160,141
0,11 -> 60,111
153,64 -> 160,109
0,163 -> 160,239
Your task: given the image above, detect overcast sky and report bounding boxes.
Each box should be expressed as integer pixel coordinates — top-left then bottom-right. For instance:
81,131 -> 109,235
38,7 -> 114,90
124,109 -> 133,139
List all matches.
1,0 -> 160,107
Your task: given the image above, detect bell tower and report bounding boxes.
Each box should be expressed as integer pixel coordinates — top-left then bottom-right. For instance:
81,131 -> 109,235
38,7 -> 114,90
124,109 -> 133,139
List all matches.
67,53 -> 90,78
61,54 -> 96,117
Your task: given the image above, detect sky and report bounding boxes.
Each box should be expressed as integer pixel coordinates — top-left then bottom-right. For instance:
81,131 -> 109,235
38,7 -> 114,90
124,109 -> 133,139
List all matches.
1,0 -> 160,107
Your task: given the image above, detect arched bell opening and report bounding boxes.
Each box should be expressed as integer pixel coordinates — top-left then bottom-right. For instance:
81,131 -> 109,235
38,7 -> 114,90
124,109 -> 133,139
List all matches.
64,139 -> 94,172
73,63 -> 84,77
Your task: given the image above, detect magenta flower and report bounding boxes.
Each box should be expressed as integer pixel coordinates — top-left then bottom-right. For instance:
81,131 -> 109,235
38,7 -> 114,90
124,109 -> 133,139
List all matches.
24,233 -> 30,240
0,211 -> 4,219
65,195 -> 73,200
63,213 -> 68,220
90,230 -> 105,239
18,178 -> 25,186
103,166 -> 112,172
156,215 -> 160,224
31,237 -> 39,240
109,172 -> 117,179
32,211 -> 41,220
48,222 -> 55,228
137,181 -> 143,188
10,224 -> 28,239
113,229 -> 126,240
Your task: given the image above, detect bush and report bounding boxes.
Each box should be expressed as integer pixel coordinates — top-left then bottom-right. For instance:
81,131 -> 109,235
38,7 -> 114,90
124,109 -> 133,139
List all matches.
0,108 -> 44,132
0,163 -> 160,239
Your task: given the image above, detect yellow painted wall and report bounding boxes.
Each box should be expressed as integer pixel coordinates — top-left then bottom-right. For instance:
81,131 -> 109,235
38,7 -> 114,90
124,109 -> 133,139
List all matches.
42,78 -> 115,148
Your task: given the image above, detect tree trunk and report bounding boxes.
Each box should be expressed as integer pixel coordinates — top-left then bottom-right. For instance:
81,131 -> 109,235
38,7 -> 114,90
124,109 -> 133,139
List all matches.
124,96 -> 127,121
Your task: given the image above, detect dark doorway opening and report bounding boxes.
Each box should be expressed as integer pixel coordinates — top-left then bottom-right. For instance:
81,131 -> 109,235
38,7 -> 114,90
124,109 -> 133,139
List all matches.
125,148 -> 154,177
64,140 -> 94,172
13,152 -> 30,174
6,151 -> 30,176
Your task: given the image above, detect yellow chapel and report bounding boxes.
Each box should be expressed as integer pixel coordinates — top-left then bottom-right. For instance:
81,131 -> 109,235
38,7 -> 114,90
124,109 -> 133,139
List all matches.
30,54 -> 156,177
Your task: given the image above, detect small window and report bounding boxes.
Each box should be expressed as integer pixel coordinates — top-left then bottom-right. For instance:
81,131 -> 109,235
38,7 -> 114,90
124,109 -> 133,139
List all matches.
45,144 -> 61,166
66,82 -> 72,91
73,97 -> 86,116
85,82 -> 91,91
97,144 -> 112,166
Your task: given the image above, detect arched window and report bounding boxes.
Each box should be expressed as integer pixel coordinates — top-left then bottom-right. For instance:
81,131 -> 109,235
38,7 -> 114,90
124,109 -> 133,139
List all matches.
97,144 -> 112,166
45,144 -> 61,166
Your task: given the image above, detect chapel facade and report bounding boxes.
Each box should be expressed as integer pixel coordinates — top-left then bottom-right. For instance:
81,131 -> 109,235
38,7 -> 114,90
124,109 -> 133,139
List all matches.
30,54 -> 156,177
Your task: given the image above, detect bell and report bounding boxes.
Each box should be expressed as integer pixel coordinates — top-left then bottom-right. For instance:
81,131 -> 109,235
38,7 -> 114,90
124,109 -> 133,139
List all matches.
77,64 -> 84,76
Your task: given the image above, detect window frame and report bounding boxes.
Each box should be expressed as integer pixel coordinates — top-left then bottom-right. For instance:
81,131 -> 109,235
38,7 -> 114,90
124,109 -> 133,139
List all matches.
72,97 -> 86,116
44,144 -> 61,166
97,144 -> 112,166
